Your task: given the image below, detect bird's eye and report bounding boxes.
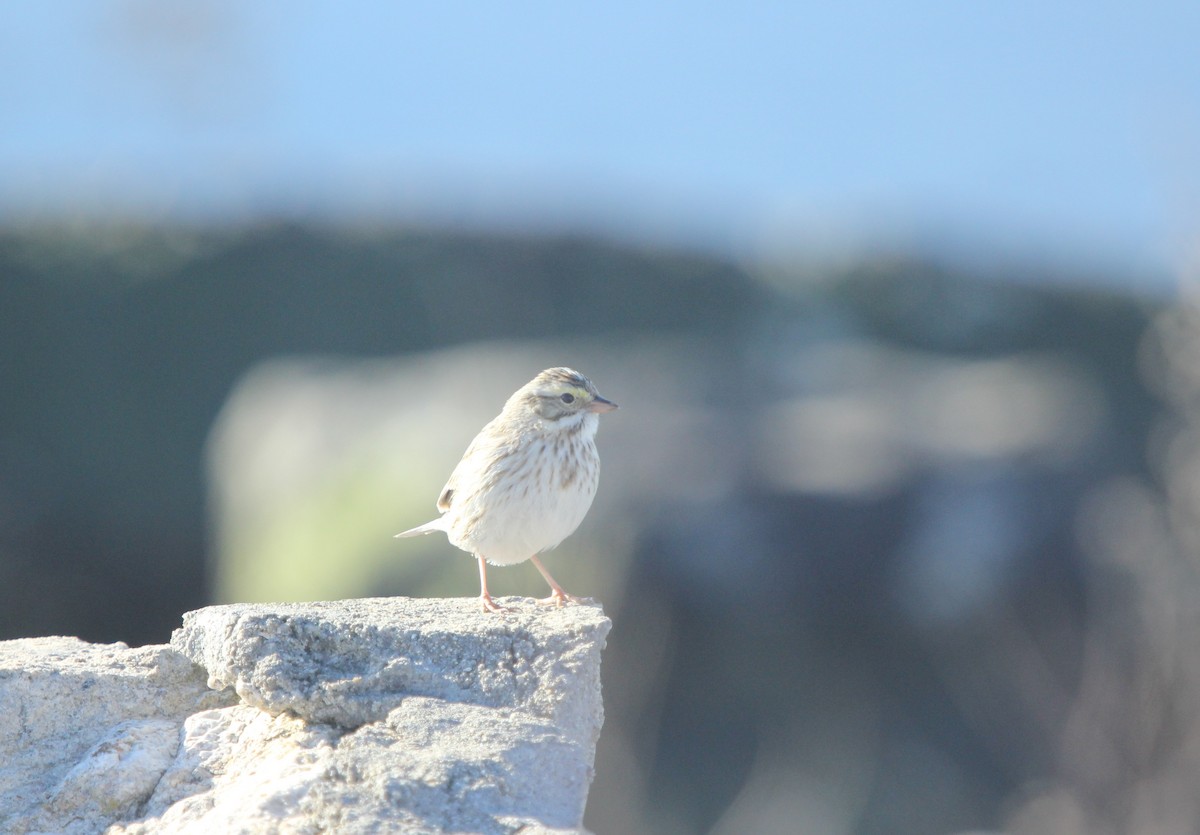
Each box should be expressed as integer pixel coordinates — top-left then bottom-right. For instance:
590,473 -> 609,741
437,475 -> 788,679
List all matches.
560,393 -> 575,404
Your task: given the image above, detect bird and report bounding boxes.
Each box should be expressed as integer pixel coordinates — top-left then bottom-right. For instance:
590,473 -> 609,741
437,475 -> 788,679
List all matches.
395,367 -> 617,612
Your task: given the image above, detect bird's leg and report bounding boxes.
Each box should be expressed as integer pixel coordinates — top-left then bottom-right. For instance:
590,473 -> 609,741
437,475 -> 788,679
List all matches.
530,555 -> 583,607
477,555 -> 505,613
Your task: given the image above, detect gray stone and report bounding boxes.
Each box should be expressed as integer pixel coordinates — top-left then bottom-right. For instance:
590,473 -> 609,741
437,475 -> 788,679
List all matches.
1,597 -> 611,835
170,596 -> 610,737
0,636 -> 233,835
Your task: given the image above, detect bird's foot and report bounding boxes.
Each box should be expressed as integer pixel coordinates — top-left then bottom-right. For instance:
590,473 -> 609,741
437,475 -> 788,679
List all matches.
480,593 -> 507,613
528,555 -> 585,608
537,589 -> 584,608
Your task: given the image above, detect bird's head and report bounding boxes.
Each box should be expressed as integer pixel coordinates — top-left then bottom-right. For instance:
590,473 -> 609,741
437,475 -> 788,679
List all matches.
518,367 -> 617,423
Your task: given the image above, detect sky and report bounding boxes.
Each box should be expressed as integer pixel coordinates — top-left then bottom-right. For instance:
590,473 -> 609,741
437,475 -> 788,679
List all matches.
2,1 -> 1198,284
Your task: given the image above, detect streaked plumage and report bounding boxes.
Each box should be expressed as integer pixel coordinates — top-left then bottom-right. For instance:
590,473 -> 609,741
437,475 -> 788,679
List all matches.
396,367 -> 617,612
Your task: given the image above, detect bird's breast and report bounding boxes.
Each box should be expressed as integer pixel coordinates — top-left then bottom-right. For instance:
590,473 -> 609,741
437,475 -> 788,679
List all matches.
446,433 -> 599,565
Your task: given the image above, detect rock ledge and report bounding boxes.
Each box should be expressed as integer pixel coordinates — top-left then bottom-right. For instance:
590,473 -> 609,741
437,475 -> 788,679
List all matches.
0,597 -> 611,835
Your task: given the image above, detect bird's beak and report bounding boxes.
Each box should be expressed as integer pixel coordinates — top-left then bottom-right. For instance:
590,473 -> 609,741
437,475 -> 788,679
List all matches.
587,395 -> 618,413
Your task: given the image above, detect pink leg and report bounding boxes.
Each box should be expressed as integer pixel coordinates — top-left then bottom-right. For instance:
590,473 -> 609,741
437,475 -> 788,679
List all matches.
478,555 -> 504,613
530,555 -> 583,608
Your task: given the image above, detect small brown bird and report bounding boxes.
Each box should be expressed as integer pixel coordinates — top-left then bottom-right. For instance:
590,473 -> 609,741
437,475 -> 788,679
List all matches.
395,367 -> 617,612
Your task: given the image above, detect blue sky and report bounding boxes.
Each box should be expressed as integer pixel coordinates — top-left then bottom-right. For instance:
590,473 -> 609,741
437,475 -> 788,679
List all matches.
3,1 -> 1197,282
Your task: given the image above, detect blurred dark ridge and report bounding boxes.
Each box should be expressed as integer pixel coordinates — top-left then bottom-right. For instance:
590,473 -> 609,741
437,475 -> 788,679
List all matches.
0,223 -> 757,644
0,221 -> 1157,653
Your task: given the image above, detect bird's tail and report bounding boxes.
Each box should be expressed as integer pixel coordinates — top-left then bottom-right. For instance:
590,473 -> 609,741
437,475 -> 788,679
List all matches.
393,518 -> 446,538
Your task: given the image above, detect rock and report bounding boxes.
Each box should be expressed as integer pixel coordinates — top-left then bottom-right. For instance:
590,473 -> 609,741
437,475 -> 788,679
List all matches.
170,596 -> 609,736
0,636 -> 234,835
1,597 -> 611,835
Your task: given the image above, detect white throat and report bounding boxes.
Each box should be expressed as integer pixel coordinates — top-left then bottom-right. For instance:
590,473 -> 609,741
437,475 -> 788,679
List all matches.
551,409 -> 599,439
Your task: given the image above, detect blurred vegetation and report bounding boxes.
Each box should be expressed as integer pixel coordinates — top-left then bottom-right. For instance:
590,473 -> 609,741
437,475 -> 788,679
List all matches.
0,221 -> 1183,834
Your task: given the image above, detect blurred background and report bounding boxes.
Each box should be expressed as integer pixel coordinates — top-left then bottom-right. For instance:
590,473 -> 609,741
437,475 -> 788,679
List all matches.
3,2 -> 1200,833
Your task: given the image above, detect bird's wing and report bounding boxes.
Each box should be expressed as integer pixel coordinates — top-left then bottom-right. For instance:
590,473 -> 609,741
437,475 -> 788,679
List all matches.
436,422 -> 492,513
436,486 -> 455,514
435,415 -> 518,514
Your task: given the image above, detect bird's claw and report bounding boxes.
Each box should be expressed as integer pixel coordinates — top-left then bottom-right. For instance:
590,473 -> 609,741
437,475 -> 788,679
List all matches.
537,590 -> 584,608
480,593 -> 506,613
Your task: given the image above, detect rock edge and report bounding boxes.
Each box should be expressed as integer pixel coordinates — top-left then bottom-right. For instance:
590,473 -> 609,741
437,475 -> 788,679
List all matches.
0,596 -> 611,835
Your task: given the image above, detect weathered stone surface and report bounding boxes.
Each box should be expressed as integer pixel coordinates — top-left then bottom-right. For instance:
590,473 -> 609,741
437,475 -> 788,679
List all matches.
1,597 -> 611,835
170,596 -> 610,738
0,636 -> 234,835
